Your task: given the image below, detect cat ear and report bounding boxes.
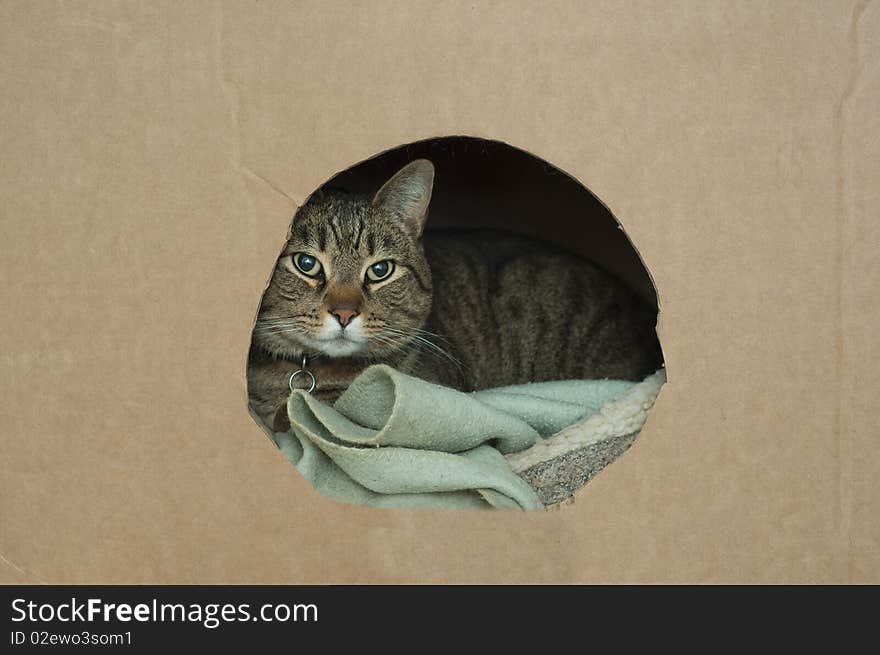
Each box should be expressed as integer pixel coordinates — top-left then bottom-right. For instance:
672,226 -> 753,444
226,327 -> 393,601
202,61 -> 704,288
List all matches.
371,159 -> 434,237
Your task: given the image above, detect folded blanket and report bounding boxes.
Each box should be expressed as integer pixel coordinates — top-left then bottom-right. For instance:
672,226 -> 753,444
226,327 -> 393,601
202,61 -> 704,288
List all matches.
269,365 -> 663,511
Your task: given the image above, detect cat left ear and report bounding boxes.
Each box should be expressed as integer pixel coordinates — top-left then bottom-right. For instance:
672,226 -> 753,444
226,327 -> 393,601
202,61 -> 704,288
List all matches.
371,159 -> 434,237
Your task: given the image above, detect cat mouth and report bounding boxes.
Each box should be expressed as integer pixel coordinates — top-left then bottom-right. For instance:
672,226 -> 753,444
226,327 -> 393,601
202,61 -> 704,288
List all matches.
305,316 -> 371,357
311,332 -> 368,357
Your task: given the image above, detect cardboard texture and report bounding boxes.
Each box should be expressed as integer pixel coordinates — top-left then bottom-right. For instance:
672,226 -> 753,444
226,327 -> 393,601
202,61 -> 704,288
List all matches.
1,1 -> 878,583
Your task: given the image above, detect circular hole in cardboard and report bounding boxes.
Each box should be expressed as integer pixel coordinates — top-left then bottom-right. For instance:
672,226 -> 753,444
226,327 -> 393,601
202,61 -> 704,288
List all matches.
248,135 -> 664,510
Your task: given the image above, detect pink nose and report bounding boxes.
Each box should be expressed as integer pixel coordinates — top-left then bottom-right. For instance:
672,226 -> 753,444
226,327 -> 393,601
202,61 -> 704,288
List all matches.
331,308 -> 359,328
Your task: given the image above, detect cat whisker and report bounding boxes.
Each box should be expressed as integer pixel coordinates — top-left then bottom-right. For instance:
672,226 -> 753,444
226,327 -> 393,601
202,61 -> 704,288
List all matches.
402,326 -> 455,346
253,324 -> 308,337
373,321 -> 455,346
376,327 -> 466,372
256,318 -> 307,326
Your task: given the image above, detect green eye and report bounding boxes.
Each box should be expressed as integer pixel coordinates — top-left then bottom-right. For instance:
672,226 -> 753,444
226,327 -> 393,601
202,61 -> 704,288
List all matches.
292,253 -> 322,277
366,260 -> 395,282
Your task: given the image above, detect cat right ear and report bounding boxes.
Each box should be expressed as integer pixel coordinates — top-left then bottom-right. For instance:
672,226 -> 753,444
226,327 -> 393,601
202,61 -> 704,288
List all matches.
371,159 -> 435,237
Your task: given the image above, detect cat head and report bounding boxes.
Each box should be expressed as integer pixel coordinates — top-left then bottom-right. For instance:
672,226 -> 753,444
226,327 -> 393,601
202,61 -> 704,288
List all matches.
253,159 -> 435,359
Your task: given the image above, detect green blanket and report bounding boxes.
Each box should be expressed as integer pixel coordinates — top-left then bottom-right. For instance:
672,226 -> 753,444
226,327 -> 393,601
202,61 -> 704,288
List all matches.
269,364 -> 638,511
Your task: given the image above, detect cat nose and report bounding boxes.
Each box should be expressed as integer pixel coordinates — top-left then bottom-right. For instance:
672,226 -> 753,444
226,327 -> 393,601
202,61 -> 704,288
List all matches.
330,308 -> 359,328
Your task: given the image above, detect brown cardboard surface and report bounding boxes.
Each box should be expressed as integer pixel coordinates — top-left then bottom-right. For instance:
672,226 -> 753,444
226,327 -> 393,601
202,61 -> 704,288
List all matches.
1,1 -> 878,583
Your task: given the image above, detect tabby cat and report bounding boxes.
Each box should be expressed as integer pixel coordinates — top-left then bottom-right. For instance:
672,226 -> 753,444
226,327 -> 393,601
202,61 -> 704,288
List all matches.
248,159 -> 662,430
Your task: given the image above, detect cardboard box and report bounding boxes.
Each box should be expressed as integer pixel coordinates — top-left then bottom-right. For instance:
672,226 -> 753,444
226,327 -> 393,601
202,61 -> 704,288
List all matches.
1,1 -> 878,583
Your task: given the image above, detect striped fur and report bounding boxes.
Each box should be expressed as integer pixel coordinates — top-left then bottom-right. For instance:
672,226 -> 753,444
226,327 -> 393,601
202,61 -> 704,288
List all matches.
248,160 -> 662,428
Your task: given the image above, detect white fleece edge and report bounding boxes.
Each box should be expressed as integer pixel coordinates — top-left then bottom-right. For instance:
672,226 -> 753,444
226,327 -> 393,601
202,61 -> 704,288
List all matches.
505,368 -> 667,474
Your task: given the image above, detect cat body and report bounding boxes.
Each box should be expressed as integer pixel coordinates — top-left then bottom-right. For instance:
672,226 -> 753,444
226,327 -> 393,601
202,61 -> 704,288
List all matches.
420,230 -> 661,390
247,160 -> 661,430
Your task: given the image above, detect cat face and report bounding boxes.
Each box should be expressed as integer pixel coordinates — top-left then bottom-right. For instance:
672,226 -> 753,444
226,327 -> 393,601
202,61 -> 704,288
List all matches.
253,160 -> 435,359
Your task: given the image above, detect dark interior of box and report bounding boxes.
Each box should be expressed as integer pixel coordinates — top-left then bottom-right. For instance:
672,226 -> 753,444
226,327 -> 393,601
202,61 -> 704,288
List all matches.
320,136 -> 657,307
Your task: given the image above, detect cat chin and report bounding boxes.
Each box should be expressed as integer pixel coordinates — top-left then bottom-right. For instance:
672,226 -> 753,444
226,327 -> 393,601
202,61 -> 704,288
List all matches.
254,333 -> 367,360
314,339 -> 368,358
291,332 -> 369,359
307,315 -> 371,358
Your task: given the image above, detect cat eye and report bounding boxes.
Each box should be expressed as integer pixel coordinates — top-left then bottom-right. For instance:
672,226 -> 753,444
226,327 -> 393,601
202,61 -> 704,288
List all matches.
365,260 -> 395,282
292,252 -> 323,278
